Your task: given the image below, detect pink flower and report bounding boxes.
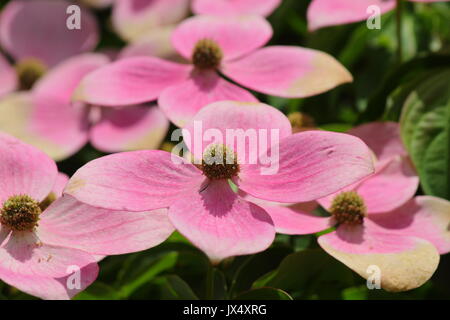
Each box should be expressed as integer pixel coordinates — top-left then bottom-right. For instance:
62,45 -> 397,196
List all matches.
115,0 -> 282,61
0,133 -> 174,299
0,1 -> 163,161
74,15 -> 353,127
258,122 -> 450,291
0,53 -> 169,161
112,0 -> 190,42
192,0 -> 282,17
0,0 -> 98,97
81,0 -> 115,9
0,133 -> 97,299
307,0 -> 450,31
64,101 -> 374,263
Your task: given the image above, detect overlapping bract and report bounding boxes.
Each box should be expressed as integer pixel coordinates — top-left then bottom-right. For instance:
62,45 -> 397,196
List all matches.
0,133 -> 174,299
74,15 -> 353,127
65,101 -> 375,262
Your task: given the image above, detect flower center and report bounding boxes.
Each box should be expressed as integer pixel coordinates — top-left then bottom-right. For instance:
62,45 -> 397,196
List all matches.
0,195 -> 41,232
15,58 -> 47,90
192,39 -> 223,70
329,191 -> 366,225
201,144 -> 239,180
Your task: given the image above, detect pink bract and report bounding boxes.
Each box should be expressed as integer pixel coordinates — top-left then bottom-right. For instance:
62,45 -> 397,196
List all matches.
74,15 -> 353,127
348,121 -> 408,163
64,101 -> 374,262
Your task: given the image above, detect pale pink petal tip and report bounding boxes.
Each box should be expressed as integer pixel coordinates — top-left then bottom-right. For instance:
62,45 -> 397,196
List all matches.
222,46 -> 353,98
0,92 -> 89,161
307,0 -> 396,31
319,223 -> 439,292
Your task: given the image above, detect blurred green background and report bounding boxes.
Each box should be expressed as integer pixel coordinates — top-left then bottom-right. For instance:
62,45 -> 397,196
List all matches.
0,0 -> 449,300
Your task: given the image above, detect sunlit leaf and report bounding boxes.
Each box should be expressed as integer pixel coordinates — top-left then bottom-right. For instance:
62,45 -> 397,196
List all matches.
400,69 -> 450,199
157,275 -> 199,300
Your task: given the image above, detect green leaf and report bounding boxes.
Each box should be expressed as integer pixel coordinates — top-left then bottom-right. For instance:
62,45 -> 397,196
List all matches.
361,54 -> 450,122
156,275 -> 199,300
319,123 -> 353,133
228,245 -> 292,297
341,286 -> 368,300
400,69 -> 450,199
260,248 -> 356,299
166,231 -> 190,244
74,282 -> 120,300
110,241 -> 204,299
263,249 -> 332,291
116,251 -> 179,299
234,288 -> 293,300
252,271 -> 277,289
383,69 -> 438,121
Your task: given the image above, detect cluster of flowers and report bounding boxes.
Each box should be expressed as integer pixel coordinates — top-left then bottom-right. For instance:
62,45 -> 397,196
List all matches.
0,0 -> 448,299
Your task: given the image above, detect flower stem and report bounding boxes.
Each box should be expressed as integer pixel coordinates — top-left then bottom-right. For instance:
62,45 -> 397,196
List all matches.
395,0 -> 403,64
206,264 -> 214,300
